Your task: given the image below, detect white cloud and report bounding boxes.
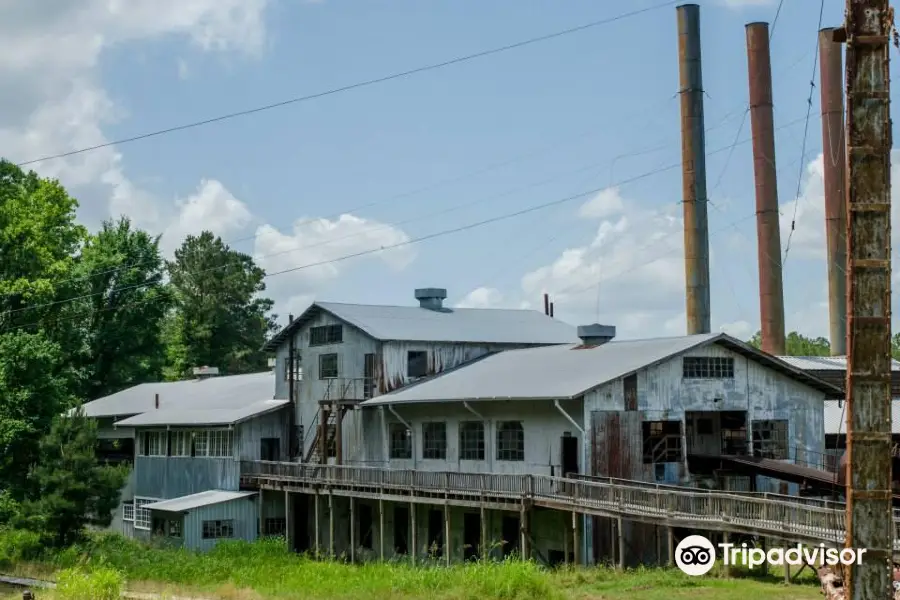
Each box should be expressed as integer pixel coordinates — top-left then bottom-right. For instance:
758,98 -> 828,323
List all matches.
455,287 -> 505,309
719,320 -> 754,340
718,0 -> 775,7
177,58 -> 190,80
578,187 -> 625,220
1,1 -> 417,313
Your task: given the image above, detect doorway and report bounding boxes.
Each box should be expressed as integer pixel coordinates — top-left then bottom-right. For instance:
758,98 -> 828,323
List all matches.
358,504 -> 373,550
561,434 -> 578,477
393,506 -> 409,555
260,437 -> 280,462
501,515 -> 520,558
463,513 -> 481,561
427,509 -> 444,557
292,494 -> 309,552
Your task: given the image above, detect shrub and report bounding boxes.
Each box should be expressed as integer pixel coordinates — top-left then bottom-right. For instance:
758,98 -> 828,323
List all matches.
55,566 -> 123,600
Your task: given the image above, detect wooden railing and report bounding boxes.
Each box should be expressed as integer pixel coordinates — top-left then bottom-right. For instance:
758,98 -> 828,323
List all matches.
241,461 -> 900,548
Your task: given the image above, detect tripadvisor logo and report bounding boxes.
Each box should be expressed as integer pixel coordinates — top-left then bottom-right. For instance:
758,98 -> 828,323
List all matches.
674,534 -> 867,577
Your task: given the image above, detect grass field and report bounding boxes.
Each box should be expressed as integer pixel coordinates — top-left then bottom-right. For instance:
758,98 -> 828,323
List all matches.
0,531 -> 824,600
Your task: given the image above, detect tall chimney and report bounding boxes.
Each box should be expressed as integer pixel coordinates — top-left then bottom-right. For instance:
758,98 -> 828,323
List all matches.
549,302 -> 555,318
676,4 -> 711,335
543,293 -> 550,316
818,28 -> 847,356
746,22 -> 786,356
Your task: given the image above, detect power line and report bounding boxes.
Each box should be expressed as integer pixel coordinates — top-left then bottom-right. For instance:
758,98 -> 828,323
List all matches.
782,0 -> 826,266
1,114 -> 812,330
14,1 -> 679,168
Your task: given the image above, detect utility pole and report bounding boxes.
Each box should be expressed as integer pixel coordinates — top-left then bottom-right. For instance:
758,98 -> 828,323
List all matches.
836,1 -> 893,598
676,3 -> 711,335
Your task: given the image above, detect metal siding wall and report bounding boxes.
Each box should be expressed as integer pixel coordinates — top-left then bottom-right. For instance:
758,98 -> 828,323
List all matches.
239,409 -> 291,461
134,457 -> 240,498
185,497 -> 259,552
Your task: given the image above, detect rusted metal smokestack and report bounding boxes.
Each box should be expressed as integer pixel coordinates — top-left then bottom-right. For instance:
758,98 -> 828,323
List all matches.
543,293 -> 549,316
549,302 -> 554,318
676,4 -> 711,335
818,28 -> 847,356
745,22 -> 786,356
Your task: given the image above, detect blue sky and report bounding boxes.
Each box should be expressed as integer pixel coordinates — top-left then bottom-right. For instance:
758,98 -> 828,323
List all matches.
3,0 -> 894,342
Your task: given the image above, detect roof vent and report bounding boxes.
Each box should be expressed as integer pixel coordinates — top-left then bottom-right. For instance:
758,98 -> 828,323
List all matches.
577,324 -> 616,346
192,366 -> 220,380
415,288 -> 447,311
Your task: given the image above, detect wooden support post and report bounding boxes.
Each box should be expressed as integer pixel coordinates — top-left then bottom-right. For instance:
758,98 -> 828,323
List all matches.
328,490 -> 335,559
667,527 -> 674,566
283,490 -> 289,552
480,503 -> 486,560
520,503 -> 527,560
572,511 -> 580,566
564,520 -> 569,565
444,504 -> 451,566
379,498 -> 385,561
783,543 -> 790,584
334,401 -> 342,465
760,537 -> 768,575
617,517 -> 625,570
722,532 -> 731,577
314,489 -> 320,557
258,488 -> 264,541
410,501 -> 417,565
349,496 -> 356,563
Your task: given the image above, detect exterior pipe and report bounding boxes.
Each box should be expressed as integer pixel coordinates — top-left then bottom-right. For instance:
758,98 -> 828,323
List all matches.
818,27 -> 847,356
554,398 -> 588,567
676,3 -> 712,335
389,404 -> 416,469
554,399 -> 584,436
746,21 -> 786,356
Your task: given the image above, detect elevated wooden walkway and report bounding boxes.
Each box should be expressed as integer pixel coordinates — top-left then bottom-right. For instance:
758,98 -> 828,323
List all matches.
240,461 -> 900,550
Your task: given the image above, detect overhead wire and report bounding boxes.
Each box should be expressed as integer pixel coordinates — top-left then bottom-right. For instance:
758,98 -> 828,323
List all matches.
14,1 -> 679,168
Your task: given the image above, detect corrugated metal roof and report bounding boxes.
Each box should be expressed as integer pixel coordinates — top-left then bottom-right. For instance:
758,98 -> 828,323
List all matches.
78,371 -> 275,418
144,490 -> 257,512
113,399 -> 288,427
263,301 -> 580,350
364,332 -> 842,405
824,399 -> 900,435
779,355 -> 900,371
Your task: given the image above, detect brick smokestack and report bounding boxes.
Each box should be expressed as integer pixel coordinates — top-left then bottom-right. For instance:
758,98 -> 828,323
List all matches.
746,22 -> 786,356
818,28 -> 847,356
676,4 -> 711,335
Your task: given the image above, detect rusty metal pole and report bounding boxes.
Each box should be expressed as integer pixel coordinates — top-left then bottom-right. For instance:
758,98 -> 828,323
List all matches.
839,1 -> 893,597
745,22 -> 786,356
819,28 -> 849,356
676,3 -> 711,335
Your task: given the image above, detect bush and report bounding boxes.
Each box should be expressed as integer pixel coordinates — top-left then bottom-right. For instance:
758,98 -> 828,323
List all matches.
0,528 -> 43,568
55,566 -> 123,600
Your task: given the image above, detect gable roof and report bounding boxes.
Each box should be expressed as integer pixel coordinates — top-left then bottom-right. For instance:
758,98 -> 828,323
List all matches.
262,301 -> 580,351
362,332 -> 844,406
78,371 -> 275,419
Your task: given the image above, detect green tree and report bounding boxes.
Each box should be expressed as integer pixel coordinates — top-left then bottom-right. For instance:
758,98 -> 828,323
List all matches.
166,231 -> 277,377
21,408 -> 127,547
747,330 -> 832,356
76,217 -> 173,399
891,332 -> 900,361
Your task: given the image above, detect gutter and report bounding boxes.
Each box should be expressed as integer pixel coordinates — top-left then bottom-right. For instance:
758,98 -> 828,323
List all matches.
554,399 -> 584,435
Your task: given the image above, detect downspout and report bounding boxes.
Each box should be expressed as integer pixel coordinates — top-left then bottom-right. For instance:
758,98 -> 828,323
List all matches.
389,405 -> 416,469
554,398 -> 587,566
464,401 -> 491,472
379,406 -> 388,466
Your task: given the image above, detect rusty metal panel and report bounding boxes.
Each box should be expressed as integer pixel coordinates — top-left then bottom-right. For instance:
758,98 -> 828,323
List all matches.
591,411 -> 642,480
843,1 -> 894,598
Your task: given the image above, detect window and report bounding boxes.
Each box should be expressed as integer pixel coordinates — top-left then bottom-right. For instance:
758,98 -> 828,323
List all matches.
207,430 -> 234,458
202,519 -> 234,539
496,421 -> 525,462
139,431 -> 166,456
133,498 -> 159,530
752,419 -> 789,459
261,437 -> 280,462
389,423 -> 412,459
123,502 -> 134,522
407,351 -> 428,378
283,355 -> 301,381
153,518 -> 181,538
170,431 -> 191,456
364,354 -> 376,399
318,353 -> 339,379
642,421 -> 682,464
264,518 -> 286,536
193,431 -> 208,456
310,325 -> 343,346
422,422 -> 447,460
459,421 -> 485,460
682,356 -> 735,379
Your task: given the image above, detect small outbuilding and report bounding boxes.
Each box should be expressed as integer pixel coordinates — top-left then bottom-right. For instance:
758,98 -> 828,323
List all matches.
143,490 -> 259,551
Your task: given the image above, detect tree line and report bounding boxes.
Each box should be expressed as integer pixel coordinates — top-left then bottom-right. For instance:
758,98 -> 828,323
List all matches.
0,160 -> 277,546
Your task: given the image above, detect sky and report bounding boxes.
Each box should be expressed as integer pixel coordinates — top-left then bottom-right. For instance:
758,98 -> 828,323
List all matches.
1,0 -> 896,343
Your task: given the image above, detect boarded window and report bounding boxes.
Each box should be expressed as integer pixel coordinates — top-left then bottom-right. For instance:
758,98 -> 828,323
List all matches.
310,325 -> 342,346
318,353 -> 339,379
459,421 -> 485,460
642,421 -> 682,464
682,356 -> 735,379
752,419 -> 789,459
422,422 -> 447,460
202,520 -> 234,539
407,351 -> 428,378
389,423 -> 412,459
496,421 -> 525,462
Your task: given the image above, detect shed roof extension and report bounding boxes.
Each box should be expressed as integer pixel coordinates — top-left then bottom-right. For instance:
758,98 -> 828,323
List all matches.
78,371 -> 275,419
262,301 -> 579,351
144,490 -> 257,513
363,332 -> 844,405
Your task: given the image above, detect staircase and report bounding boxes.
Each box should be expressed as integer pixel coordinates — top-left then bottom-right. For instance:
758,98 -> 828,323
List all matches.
305,405 -> 350,463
